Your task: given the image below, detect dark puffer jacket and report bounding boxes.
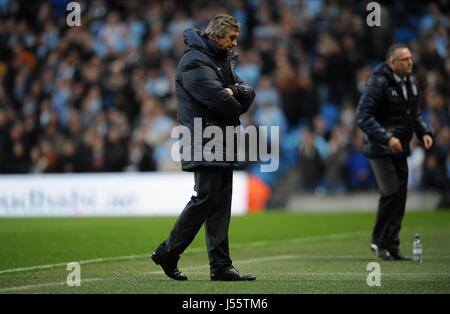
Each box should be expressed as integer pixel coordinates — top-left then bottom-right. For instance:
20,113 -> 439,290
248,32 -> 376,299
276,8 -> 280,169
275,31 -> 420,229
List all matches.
175,28 -> 255,171
356,63 -> 432,158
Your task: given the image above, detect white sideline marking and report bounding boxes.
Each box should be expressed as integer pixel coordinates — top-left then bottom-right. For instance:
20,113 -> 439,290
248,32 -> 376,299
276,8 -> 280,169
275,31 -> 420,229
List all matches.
2,252 -> 450,292
0,278 -> 102,292
0,254 -> 148,275
0,230 -> 367,276
0,255 -> 298,292
143,254 -> 298,275
178,271 -> 450,277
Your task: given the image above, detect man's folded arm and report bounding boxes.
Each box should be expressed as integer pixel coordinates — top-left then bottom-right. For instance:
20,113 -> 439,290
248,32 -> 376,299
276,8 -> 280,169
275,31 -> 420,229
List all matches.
229,80 -> 255,114
181,60 -> 242,121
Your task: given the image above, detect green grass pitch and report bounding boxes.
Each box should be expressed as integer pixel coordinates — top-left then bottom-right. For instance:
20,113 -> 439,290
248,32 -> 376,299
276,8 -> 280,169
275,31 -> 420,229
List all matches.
0,211 -> 449,293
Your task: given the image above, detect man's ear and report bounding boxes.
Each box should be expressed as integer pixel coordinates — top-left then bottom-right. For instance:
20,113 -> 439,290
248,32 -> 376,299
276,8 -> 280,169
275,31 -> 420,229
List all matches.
210,36 -> 220,45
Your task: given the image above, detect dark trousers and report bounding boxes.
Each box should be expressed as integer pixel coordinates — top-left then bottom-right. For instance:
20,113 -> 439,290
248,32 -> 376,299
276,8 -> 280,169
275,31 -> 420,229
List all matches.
369,156 -> 408,252
157,166 -> 233,272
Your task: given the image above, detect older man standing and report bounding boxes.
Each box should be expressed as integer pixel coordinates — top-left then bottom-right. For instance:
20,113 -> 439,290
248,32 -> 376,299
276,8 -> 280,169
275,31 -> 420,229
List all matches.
150,14 -> 256,281
356,44 -> 433,261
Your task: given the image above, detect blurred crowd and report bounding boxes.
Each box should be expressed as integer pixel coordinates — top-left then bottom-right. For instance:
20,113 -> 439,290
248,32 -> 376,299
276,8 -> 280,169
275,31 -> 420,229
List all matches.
0,0 -> 449,203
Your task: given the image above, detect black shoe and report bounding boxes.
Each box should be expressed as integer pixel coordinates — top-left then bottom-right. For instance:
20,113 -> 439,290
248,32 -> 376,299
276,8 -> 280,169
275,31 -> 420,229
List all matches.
210,267 -> 256,281
151,251 -> 188,281
370,243 -> 394,261
389,250 -> 412,261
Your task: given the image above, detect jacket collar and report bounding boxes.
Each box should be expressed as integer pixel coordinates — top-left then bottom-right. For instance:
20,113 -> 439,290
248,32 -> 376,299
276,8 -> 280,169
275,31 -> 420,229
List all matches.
183,28 -> 238,61
393,73 -> 407,84
375,62 -> 412,85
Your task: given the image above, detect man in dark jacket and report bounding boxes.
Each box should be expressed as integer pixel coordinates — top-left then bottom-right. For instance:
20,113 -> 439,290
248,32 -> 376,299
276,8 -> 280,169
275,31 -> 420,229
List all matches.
356,44 -> 433,261
151,14 -> 256,281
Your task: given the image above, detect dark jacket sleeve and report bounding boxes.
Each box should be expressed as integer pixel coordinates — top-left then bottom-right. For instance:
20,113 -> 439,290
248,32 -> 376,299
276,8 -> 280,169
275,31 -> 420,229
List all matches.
233,81 -> 255,114
355,75 -> 393,144
412,106 -> 433,142
180,59 -> 242,121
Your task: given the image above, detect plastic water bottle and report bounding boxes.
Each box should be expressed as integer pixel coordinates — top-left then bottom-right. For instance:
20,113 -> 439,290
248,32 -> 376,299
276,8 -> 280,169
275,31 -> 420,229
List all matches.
413,233 -> 422,263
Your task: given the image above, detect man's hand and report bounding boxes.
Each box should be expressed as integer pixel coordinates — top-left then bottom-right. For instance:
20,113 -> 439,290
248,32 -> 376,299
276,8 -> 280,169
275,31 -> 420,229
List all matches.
225,88 -> 234,96
388,137 -> 403,154
227,84 -> 241,98
422,134 -> 433,150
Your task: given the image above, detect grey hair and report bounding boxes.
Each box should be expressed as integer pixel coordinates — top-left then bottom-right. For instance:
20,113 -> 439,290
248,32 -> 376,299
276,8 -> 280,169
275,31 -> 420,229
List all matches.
204,14 -> 240,40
